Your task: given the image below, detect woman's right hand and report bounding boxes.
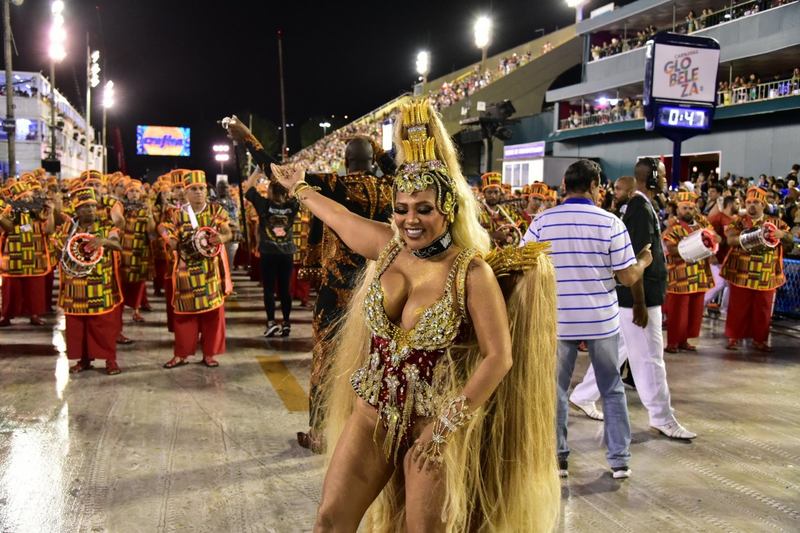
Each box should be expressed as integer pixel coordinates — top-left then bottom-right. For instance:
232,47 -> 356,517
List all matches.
270,163 -> 305,194
225,115 -> 251,144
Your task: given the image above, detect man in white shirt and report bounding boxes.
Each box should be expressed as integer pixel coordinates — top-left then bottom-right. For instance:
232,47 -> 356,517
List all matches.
522,159 -> 652,480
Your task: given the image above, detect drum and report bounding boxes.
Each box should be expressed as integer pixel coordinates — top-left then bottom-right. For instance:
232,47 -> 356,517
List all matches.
61,232 -> 103,278
739,222 -> 779,252
492,223 -> 522,248
678,229 -> 719,264
179,226 -> 222,260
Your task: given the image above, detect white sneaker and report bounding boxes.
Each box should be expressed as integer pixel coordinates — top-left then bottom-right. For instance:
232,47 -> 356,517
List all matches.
612,466 -> 631,479
651,420 -> 697,440
570,401 -> 604,421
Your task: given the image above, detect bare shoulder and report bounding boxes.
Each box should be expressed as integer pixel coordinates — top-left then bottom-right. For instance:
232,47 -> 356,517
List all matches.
465,255 -> 496,285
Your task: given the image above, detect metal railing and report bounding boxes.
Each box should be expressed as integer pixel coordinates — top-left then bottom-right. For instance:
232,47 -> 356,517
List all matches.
557,75 -> 800,131
589,0 -> 796,62
717,76 -> 800,105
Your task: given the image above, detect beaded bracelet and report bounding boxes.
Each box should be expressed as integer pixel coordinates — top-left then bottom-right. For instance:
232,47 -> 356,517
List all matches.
291,181 -> 320,202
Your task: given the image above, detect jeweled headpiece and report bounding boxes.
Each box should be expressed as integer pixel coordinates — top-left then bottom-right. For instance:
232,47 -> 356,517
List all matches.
394,99 -> 458,222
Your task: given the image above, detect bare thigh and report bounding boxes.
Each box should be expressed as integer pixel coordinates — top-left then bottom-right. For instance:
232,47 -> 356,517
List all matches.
315,399 -> 395,532
402,420 -> 446,533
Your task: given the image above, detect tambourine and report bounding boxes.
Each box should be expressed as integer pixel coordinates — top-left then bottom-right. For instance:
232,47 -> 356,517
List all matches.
179,226 -> 222,260
678,229 -> 718,264
61,232 -> 103,278
492,223 -> 522,249
739,222 -> 780,252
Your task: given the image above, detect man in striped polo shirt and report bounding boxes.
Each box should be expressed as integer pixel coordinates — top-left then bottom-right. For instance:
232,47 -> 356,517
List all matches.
522,159 -> 652,480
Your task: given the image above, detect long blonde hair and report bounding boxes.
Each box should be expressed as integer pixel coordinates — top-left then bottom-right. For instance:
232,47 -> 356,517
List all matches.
321,102 -> 559,532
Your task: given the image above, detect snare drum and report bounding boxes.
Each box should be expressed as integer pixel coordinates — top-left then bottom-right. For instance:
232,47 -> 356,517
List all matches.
678,229 -> 719,264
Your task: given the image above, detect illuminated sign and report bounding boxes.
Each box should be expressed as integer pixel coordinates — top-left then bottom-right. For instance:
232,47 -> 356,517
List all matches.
656,106 -> 711,130
503,140 -> 545,160
651,44 -> 720,104
136,125 -> 191,156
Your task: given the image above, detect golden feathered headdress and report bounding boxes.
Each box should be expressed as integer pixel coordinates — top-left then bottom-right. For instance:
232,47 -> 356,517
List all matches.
394,99 -> 458,222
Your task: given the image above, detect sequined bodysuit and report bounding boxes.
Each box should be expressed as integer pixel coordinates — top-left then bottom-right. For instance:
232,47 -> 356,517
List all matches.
350,239 -> 477,461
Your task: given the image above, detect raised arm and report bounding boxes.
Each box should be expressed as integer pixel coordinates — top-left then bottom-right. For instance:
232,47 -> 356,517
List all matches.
271,163 -> 393,261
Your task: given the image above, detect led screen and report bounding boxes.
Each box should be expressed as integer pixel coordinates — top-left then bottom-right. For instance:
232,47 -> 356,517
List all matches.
136,125 -> 191,156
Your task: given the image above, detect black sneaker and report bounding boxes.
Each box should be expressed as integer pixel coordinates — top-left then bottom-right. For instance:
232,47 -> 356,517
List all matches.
281,322 -> 291,337
558,459 -> 568,478
264,322 -> 281,337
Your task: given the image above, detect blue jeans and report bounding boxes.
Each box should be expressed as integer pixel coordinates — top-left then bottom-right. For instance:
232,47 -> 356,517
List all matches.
556,334 -> 631,468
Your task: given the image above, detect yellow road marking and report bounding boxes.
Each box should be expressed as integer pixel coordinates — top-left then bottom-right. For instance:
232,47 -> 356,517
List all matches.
256,355 -> 309,412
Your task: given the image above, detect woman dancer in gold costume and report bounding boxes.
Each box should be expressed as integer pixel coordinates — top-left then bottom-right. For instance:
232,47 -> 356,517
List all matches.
271,99 -> 559,532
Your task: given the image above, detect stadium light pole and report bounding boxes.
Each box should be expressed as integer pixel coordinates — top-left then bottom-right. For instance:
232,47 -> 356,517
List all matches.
213,144 -> 230,175
566,0 -> 587,24
3,0 -> 25,180
319,121 -> 331,136
101,80 -> 114,173
416,50 -> 430,85
474,15 -> 492,73
48,0 -> 67,163
85,47 -> 100,172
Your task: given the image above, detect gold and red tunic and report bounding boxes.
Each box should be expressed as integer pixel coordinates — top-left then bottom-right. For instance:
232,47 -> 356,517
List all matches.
52,219 -> 123,315
663,217 -> 715,294
721,215 -> 789,291
120,203 -> 153,283
0,206 -> 52,277
167,203 -> 230,314
479,202 -> 528,247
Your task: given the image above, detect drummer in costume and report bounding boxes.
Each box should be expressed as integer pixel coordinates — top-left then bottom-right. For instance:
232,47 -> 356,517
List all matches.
53,187 -> 124,375
525,182 -> 549,218
224,117 -> 396,451
0,178 -> 56,326
81,170 -> 125,229
162,170 -> 232,369
150,176 -> 171,297
120,180 -> 156,322
721,186 -> 793,351
156,169 -> 189,332
544,187 -> 558,210
478,171 -> 527,248
662,191 -> 720,352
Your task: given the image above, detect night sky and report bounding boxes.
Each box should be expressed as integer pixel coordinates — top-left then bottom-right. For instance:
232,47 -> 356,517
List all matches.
5,0 -> 621,179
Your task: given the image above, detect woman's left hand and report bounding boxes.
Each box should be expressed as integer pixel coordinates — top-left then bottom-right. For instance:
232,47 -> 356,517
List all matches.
411,422 -> 441,472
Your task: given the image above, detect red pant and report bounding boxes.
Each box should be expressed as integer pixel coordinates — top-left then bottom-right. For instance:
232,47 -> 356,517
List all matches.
664,291 -> 705,346
290,266 -> 311,302
1,275 -> 46,319
725,285 -> 775,343
173,306 -> 226,358
153,257 -> 167,293
164,276 -> 175,332
122,280 -> 146,309
45,270 -> 55,311
65,306 -> 122,361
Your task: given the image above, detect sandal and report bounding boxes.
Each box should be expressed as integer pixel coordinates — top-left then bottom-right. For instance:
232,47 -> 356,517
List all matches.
163,356 -> 188,369
202,356 -> 219,368
70,359 -> 93,373
296,430 -> 324,454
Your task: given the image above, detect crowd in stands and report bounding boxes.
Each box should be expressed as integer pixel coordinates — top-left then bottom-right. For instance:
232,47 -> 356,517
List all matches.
563,98 -> 645,129
718,67 -> 800,105
560,65 -> 800,130
289,119 -> 383,174
590,0 -> 796,62
292,40 -> 556,172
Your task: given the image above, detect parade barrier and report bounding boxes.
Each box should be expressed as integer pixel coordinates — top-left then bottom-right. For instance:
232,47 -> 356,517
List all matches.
776,258 -> 800,318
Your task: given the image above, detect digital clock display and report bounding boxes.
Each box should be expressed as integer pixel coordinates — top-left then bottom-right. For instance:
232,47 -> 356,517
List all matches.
656,106 -> 711,130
